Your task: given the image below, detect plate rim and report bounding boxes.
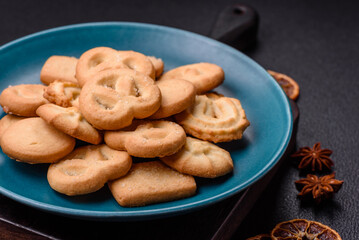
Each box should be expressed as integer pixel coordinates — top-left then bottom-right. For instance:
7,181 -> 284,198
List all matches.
0,22 -> 293,220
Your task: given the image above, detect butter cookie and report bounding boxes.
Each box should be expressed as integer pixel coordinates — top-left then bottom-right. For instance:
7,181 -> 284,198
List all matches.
159,63 -> 224,94
76,47 -> 155,86
1,118 -> 75,163
104,120 -> 186,158
79,69 -> 161,130
150,78 -> 196,119
108,161 -> 196,207
47,144 -> 132,196
43,80 -> 81,108
161,137 -> 233,178
147,56 -> 164,78
175,93 -> 250,142
37,104 -> 102,144
0,84 -> 48,117
40,56 -> 78,85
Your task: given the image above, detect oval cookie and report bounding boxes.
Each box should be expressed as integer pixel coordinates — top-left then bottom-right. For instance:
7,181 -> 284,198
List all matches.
0,84 -> 48,117
160,137 -> 233,178
104,120 -> 186,158
175,93 -> 250,142
36,104 -> 102,144
47,144 -> 132,196
108,161 -> 196,207
79,69 -> 161,130
150,78 -> 196,119
159,63 -> 224,94
1,118 -> 75,163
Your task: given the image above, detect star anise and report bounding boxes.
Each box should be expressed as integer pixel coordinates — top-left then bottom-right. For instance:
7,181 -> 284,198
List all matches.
295,173 -> 343,204
291,142 -> 334,171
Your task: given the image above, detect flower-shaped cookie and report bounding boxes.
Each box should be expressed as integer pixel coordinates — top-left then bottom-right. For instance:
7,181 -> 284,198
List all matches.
160,137 -> 233,178
104,120 -> 186,158
79,69 -> 161,130
47,144 -> 132,196
175,93 -> 250,142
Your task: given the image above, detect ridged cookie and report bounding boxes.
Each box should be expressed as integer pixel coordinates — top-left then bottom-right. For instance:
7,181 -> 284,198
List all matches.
108,161 -> 196,207
36,104 -> 102,144
0,84 -> 48,117
150,78 -> 196,119
40,56 -> 78,85
104,120 -> 186,158
159,63 -> 224,94
48,144 -> 132,196
175,93 -> 250,142
43,80 -> 81,108
160,137 -> 233,178
79,69 -> 161,130
1,117 -> 75,163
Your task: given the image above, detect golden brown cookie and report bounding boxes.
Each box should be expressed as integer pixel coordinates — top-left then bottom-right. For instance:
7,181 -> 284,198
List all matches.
118,51 -> 155,79
1,117 -> 75,163
76,47 -> 121,87
159,63 -> 224,94
79,69 -> 161,130
43,80 -> 81,108
104,120 -> 186,158
0,114 -> 26,141
76,47 -> 155,86
47,144 -> 132,196
175,93 -> 250,143
147,56 -> 164,78
0,84 -> 48,117
40,56 -> 78,85
150,78 -> 196,119
160,137 -> 233,178
36,104 -> 102,144
108,161 -> 196,207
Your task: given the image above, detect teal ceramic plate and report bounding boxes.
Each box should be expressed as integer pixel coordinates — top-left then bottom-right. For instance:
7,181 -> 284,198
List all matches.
0,22 -> 292,220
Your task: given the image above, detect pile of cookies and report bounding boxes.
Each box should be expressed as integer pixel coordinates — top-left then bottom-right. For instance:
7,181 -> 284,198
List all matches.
0,47 -> 250,207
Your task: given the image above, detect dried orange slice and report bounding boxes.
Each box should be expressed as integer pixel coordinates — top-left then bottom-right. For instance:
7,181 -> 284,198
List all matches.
271,219 -> 342,240
246,234 -> 272,240
268,70 -> 300,100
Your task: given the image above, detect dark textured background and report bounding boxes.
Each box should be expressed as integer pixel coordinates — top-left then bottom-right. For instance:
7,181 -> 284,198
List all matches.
0,0 -> 358,239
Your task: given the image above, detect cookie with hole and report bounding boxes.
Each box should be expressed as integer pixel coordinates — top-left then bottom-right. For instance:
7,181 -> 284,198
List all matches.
76,47 -> 155,87
104,120 -> 186,158
47,144 -> 132,196
79,69 -> 161,130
